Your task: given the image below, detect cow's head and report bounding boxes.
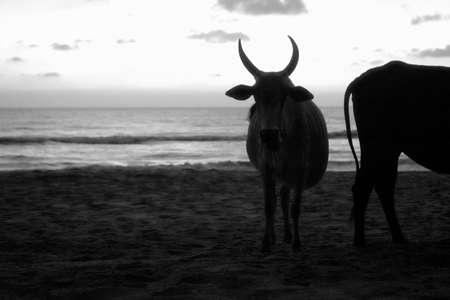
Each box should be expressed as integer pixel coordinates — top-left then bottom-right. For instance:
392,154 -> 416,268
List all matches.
226,36 -> 313,152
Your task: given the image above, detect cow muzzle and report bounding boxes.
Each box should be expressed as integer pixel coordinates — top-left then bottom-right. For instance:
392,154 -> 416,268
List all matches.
259,129 -> 282,152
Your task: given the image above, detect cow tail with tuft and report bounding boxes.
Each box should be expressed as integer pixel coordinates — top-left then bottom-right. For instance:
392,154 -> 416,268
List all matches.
344,81 -> 360,173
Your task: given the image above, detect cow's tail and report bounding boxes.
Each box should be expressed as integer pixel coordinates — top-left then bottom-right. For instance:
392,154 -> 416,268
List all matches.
344,80 -> 360,224
344,80 -> 360,172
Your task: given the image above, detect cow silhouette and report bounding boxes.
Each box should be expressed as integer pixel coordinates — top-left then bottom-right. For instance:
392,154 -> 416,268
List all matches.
226,36 -> 328,252
345,60 -> 450,246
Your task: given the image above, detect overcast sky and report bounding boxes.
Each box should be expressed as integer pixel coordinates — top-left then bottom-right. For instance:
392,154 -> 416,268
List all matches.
1,0 -> 449,107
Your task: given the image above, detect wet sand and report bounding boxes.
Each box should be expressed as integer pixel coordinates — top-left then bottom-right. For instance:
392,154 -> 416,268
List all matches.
1,167 -> 449,299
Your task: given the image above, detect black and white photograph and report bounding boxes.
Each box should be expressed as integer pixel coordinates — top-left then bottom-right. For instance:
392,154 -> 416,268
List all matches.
1,0 -> 449,299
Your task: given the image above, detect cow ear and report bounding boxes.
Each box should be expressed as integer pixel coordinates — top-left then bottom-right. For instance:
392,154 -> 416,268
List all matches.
226,85 -> 254,101
288,86 -> 314,102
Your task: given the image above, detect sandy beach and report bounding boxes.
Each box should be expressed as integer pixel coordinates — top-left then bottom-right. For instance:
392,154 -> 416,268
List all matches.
1,167 -> 449,299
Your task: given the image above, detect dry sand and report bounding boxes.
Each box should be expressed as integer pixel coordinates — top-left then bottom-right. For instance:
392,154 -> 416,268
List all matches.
0,167 -> 449,299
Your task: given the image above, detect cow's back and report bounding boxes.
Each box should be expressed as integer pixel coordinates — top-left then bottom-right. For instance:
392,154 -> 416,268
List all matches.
351,61 -> 450,173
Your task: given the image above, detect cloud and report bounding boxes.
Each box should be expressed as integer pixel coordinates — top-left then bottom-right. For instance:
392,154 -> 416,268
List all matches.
369,60 -> 384,66
7,57 -> 23,62
52,43 -> 77,51
116,39 -> 136,44
415,45 -> 450,58
411,13 -> 448,25
188,30 -> 249,43
216,0 -> 307,16
16,41 -> 39,48
75,39 -> 92,43
350,60 -> 384,67
21,72 -> 61,78
38,72 -> 61,78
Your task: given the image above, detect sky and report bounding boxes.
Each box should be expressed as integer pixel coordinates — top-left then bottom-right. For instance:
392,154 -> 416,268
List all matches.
0,0 -> 450,107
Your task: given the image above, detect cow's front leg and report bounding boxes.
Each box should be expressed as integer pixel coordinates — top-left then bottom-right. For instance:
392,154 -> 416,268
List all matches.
260,167 -> 277,252
291,165 -> 308,252
291,186 -> 304,252
280,185 -> 292,244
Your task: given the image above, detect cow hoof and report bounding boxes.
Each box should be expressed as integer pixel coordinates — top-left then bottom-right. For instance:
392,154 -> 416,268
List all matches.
260,238 -> 272,252
283,233 -> 292,244
353,238 -> 365,247
283,237 -> 292,244
271,236 -> 276,246
259,245 -> 272,253
393,238 -> 408,244
291,241 -> 302,253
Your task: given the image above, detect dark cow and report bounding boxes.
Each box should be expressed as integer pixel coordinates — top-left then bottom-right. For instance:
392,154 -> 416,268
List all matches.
344,60 -> 450,246
226,36 -> 329,252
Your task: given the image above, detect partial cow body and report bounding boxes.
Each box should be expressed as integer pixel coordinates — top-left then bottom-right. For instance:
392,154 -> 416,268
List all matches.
247,100 -> 327,189
227,36 -> 328,252
344,60 -> 450,246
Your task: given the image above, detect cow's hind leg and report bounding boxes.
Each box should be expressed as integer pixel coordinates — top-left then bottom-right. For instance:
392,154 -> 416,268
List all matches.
280,185 -> 292,244
351,163 -> 376,246
374,153 -> 406,244
260,171 -> 277,252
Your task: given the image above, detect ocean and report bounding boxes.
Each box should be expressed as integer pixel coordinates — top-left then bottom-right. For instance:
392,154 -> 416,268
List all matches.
0,107 -> 425,171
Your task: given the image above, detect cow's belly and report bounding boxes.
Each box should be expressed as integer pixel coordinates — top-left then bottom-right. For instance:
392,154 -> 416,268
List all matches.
272,154 -> 327,189
271,136 -> 328,189
404,139 -> 450,174
247,137 -> 328,189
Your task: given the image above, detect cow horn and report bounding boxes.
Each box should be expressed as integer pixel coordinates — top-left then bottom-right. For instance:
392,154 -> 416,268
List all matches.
238,39 -> 261,77
280,36 -> 299,76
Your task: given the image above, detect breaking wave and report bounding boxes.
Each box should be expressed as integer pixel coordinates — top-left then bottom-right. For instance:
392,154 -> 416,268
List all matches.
327,130 -> 358,139
0,135 -> 248,145
0,131 -> 356,145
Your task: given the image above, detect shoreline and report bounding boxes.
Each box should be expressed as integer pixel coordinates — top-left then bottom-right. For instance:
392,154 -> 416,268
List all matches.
1,167 -> 449,299
0,157 -> 431,173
